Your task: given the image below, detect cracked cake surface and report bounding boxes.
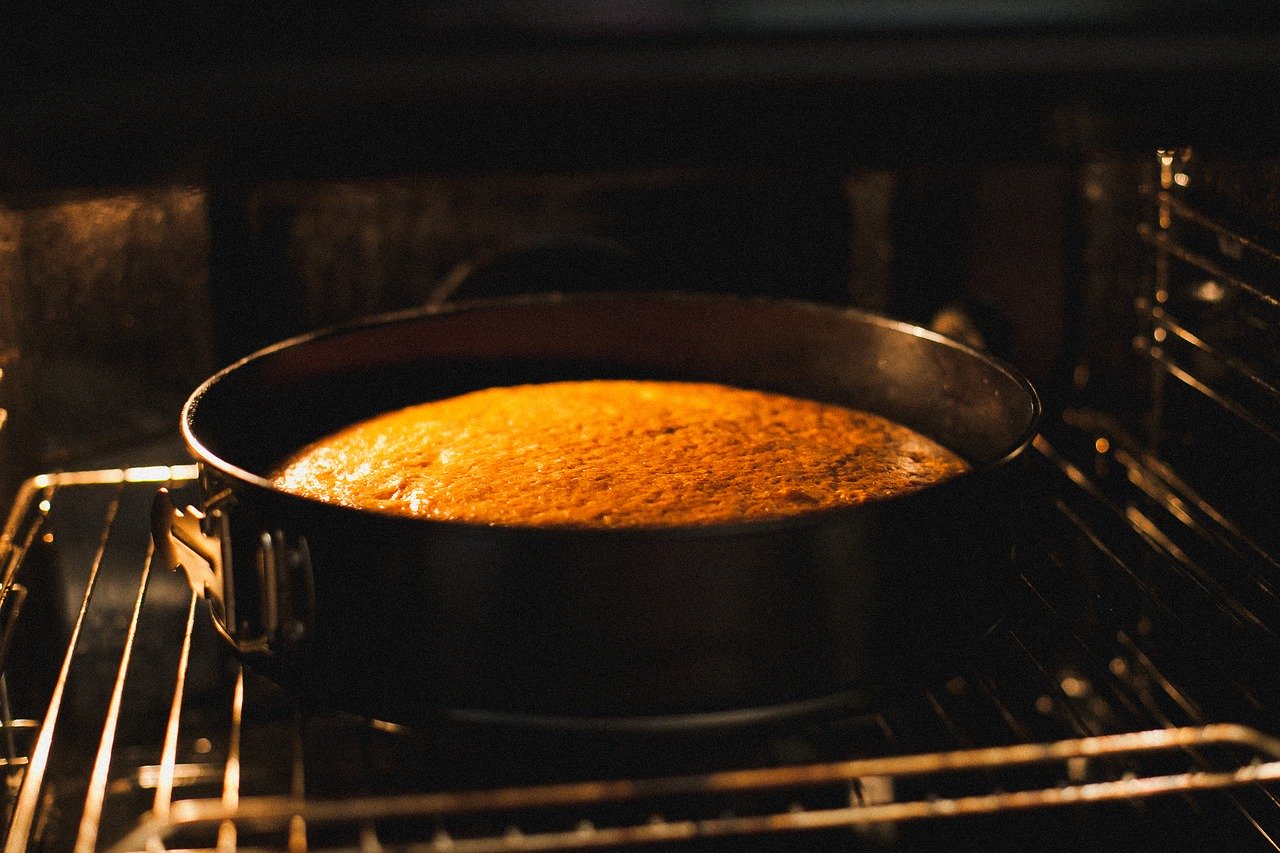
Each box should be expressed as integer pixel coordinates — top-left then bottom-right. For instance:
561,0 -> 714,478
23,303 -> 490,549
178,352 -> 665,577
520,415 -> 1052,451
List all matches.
271,380 -> 969,527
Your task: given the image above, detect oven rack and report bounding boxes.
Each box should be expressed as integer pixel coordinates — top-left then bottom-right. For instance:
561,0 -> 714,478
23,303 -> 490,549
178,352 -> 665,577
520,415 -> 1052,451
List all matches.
1139,150 -> 1280,452
107,725 -> 1280,852
0,440 -> 1275,851
1135,214 -> 1280,447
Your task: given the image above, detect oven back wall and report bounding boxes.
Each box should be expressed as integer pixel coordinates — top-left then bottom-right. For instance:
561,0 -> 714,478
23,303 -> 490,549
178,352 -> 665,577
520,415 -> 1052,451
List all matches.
0,190 -> 211,488
0,163 -> 1070,487
0,170 -> 857,479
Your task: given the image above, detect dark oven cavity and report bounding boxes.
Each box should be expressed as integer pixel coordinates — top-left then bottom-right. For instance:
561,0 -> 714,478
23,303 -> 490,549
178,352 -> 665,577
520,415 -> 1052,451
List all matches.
4,144 -> 1280,850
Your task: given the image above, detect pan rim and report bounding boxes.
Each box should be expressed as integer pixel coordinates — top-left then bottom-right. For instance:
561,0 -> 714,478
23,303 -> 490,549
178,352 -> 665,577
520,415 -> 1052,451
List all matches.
181,290 -> 1042,538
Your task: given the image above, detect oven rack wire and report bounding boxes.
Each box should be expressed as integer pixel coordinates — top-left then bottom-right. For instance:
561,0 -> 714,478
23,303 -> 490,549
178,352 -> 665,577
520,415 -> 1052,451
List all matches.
1140,150 -> 1280,453
108,725 -> 1280,852
0,440 -> 1274,851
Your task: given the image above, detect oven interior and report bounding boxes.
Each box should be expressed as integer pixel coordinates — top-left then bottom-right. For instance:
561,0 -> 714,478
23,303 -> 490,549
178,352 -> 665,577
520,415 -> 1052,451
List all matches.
3,15 -> 1280,848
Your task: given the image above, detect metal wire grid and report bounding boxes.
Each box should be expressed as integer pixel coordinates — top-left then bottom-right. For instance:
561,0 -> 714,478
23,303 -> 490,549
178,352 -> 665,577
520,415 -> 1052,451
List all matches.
1140,150 -> 1280,454
1137,211 -> 1280,446
0,427 -> 1271,853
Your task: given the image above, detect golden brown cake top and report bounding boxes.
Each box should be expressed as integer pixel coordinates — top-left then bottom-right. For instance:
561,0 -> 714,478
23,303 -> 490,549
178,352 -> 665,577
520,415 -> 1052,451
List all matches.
271,380 -> 969,528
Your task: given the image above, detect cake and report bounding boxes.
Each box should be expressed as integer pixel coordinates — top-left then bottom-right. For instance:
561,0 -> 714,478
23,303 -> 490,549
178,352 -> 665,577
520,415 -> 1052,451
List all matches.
271,379 -> 969,527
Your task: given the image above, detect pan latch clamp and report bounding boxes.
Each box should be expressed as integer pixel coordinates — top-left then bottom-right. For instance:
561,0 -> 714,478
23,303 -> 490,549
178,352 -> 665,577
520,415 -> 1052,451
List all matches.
152,488 -> 313,655
255,529 -> 315,650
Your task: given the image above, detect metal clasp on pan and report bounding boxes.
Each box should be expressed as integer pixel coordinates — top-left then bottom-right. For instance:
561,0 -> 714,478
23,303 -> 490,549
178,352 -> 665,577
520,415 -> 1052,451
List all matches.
152,488 -> 312,655
255,529 -> 315,648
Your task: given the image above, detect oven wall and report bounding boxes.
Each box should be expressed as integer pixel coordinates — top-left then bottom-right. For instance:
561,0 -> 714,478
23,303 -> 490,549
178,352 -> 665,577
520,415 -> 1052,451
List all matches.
0,170 -> 861,484
0,190 -> 212,493
207,171 -> 856,364
0,161 -> 1078,491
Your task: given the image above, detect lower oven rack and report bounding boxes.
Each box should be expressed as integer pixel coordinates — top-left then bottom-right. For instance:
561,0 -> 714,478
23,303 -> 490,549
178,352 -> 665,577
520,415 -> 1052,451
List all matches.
114,725 -> 1280,852
0,438 -> 1278,851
